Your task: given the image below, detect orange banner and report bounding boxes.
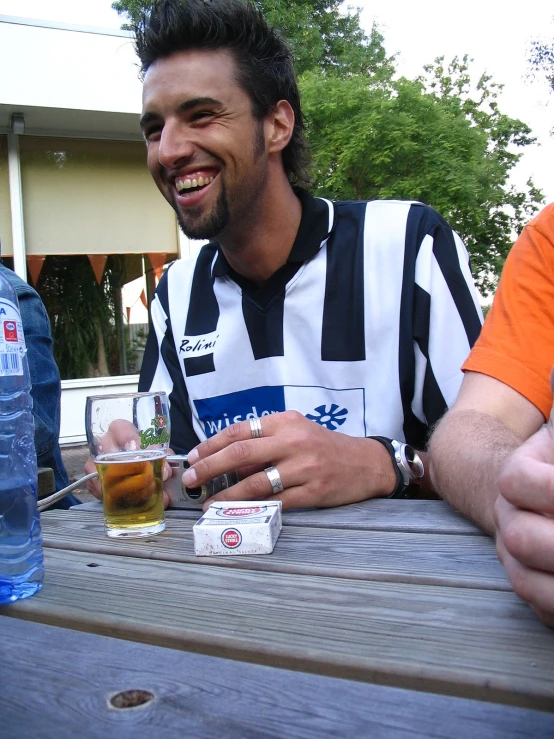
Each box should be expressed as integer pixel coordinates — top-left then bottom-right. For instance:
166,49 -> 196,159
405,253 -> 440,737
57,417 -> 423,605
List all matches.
88,255 -> 108,285
147,252 -> 167,283
26,255 -> 46,286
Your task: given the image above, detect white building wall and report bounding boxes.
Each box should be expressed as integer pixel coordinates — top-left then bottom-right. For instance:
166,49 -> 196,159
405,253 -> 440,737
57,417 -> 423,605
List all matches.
60,376 -> 139,445
0,18 -> 141,116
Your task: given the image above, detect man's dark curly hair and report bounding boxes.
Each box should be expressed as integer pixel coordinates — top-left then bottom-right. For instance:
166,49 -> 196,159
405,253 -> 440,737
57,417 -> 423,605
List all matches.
134,0 -> 311,187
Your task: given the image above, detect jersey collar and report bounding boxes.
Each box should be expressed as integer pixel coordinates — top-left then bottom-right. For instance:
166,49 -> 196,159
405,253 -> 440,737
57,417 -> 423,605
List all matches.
211,188 -> 334,279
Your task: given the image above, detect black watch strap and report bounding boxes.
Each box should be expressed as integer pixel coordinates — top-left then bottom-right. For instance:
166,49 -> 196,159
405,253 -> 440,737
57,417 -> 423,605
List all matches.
368,435 -> 409,499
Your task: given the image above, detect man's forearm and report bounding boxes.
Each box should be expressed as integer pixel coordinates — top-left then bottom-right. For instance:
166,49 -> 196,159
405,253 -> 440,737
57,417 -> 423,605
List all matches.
428,410 -> 521,534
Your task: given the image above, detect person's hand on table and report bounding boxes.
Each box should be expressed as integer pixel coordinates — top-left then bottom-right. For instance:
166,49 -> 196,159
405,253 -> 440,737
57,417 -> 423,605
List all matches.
495,372 -> 554,629
84,419 -> 172,508
182,411 -> 399,510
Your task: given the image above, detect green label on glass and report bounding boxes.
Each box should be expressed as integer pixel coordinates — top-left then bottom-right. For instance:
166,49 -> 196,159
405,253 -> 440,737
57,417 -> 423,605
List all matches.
139,414 -> 170,449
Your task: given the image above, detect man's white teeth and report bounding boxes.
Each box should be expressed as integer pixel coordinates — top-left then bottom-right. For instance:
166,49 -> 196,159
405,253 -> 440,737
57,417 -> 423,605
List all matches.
176,175 -> 214,193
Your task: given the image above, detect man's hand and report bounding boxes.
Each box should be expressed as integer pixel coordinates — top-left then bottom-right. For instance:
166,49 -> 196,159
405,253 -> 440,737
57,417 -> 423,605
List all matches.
84,419 -> 172,508
182,411 -> 399,510
495,413 -> 554,629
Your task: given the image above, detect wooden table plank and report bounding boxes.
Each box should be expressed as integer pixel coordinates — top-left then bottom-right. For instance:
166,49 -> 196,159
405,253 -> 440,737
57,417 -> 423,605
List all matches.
2,548 -> 553,711
71,499 -> 482,534
40,510 -> 510,590
2,617 -> 552,739
285,500 -> 482,534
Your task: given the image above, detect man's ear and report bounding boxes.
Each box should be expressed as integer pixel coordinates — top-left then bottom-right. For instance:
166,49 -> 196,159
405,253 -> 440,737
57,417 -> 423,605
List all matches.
265,100 -> 295,154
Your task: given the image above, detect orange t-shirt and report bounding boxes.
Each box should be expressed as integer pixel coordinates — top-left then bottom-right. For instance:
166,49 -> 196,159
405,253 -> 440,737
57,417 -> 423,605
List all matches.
462,202 -> 554,420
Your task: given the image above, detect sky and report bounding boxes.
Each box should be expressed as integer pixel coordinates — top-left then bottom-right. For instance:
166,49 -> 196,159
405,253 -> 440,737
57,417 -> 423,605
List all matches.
1,0 -> 553,203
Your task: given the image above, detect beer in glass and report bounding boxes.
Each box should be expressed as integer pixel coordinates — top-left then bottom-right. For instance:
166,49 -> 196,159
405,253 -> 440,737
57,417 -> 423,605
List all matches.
85,391 -> 170,538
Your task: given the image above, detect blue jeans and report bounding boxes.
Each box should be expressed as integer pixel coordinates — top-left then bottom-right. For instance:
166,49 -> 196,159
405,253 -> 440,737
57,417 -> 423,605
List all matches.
1,264 -> 79,509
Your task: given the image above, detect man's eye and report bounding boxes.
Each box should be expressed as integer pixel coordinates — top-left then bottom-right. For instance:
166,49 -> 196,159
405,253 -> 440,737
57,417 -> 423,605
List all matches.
192,111 -> 215,122
143,126 -> 162,141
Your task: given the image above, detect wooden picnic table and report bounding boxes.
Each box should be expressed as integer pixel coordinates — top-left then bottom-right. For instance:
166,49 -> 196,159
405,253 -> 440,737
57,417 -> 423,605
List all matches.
1,499 -> 554,737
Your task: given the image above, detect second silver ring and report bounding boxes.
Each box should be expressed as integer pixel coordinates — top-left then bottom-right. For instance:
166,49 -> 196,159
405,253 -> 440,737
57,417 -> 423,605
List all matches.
265,466 -> 284,494
249,416 -> 263,439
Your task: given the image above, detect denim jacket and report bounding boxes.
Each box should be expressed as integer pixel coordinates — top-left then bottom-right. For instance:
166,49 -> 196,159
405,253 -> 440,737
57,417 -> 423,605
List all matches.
0,264 -> 74,503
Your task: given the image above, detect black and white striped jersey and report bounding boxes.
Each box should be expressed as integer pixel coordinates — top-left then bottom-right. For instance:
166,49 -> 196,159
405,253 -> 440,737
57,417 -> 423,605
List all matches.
139,189 -> 483,454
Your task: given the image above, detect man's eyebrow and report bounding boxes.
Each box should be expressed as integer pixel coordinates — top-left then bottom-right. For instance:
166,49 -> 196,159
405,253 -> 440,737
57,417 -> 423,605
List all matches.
178,96 -> 222,112
139,111 -> 159,130
140,97 -> 223,130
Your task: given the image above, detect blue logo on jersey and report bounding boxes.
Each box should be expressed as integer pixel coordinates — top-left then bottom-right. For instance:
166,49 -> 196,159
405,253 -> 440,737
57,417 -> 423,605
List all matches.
195,386 -> 352,438
305,403 -> 348,430
195,386 -> 285,437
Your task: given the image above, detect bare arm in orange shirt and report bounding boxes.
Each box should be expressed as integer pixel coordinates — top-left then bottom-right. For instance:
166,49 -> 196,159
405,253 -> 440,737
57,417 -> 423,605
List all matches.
428,370 -> 545,534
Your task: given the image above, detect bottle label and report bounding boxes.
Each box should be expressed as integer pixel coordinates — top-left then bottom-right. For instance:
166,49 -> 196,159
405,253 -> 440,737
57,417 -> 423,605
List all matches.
0,297 -> 25,377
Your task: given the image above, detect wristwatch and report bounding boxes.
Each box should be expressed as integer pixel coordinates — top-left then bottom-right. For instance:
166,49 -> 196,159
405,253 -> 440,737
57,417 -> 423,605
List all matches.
368,436 -> 425,498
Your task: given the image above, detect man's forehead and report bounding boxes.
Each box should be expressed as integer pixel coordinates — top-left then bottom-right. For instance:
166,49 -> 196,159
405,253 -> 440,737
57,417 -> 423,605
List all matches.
142,48 -> 239,101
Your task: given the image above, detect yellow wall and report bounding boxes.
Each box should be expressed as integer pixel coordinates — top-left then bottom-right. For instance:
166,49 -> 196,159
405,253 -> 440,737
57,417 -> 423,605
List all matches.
19,136 -> 178,256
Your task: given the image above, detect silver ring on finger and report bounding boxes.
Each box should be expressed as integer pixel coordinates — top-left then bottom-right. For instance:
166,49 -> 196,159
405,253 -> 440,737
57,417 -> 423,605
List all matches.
265,466 -> 284,494
249,417 -> 263,439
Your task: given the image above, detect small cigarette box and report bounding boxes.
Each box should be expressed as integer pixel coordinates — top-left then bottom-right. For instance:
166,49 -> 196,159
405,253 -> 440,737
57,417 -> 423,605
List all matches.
193,501 -> 282,556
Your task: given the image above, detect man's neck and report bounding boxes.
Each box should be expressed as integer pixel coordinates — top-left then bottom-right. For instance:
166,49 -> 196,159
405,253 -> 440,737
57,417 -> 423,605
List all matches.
218,177 -> 303,285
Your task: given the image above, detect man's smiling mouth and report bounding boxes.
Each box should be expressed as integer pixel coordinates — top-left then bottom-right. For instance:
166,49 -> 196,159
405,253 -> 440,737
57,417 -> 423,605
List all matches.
175,175 -> 215,195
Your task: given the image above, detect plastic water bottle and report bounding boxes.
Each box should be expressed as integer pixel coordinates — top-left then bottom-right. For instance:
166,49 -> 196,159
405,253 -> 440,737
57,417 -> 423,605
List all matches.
0,269 -> 44,603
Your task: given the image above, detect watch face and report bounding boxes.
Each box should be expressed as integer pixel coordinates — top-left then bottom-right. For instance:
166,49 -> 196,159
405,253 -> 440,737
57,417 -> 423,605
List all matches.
405,446 -> 424,478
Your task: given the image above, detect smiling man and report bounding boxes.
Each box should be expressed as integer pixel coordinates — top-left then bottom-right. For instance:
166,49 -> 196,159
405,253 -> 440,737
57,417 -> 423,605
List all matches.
134,0 -> 483,510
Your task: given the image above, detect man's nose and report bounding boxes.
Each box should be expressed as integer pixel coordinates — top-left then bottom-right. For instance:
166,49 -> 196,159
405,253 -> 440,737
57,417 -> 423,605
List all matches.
158,121 -> 195,169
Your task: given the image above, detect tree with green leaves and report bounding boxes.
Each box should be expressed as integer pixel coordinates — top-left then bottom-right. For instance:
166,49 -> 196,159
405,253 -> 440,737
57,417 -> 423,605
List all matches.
254,0 -> 394,78
303,56 -> 542,294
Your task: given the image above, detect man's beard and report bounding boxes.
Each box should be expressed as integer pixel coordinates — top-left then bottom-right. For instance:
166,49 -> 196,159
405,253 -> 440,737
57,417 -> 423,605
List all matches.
174,183 -> 230,241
